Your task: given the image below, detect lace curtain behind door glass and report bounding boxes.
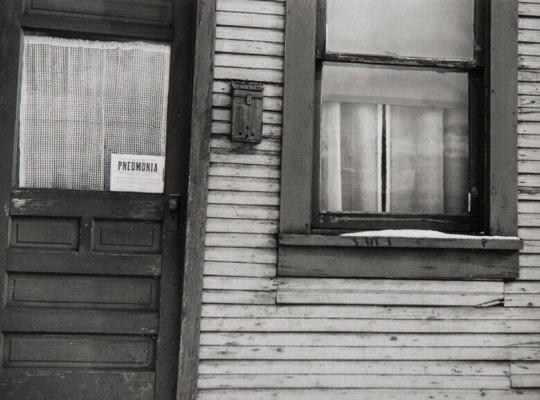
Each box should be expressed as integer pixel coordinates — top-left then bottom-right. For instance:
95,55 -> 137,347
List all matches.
19,35 -> 170,191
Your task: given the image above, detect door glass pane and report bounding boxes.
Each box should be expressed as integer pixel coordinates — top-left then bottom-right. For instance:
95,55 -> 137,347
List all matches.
19,35 -> 170,192
326,0 -> 475,60
319,63 -> 469,215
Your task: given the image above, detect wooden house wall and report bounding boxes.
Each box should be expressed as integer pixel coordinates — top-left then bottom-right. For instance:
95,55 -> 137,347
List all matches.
197,0 -> 540,398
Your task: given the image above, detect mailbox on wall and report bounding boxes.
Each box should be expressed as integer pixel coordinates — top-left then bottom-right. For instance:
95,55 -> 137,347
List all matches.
231,81 -> 263,144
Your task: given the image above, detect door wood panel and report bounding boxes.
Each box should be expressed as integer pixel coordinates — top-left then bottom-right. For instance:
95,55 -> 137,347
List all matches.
0,370 -> 156,400
5,334 -> 154,368
7,274 -> 159,309
10,217 -> 79,249
25,0 -> 173,26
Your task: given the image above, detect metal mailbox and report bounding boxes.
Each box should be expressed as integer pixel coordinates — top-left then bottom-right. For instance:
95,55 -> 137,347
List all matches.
231,81 -> 264,144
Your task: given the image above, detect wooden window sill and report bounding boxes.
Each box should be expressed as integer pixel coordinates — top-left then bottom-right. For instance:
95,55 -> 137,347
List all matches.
278,233 -> 522,280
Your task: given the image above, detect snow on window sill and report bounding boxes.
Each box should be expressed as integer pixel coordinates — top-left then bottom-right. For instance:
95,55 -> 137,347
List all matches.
280,231 -> 522,250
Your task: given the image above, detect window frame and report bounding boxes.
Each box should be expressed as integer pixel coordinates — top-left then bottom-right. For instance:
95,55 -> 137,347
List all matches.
281,0 -> 517,237
319,0 -> 485,233
278,0 -> 520,279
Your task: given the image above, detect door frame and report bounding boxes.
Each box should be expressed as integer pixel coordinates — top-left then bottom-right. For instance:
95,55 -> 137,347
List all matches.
175,0 -> 215,399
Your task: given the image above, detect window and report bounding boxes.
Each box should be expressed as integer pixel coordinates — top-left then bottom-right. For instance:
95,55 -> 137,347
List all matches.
278,0 -> 520,279
19,35 -> 170,192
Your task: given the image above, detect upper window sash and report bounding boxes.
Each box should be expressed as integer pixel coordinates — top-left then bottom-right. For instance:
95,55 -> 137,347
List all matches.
316,0 -> 487,69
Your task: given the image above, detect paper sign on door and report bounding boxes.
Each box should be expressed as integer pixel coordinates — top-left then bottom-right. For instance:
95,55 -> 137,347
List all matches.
110,154 -> 165,193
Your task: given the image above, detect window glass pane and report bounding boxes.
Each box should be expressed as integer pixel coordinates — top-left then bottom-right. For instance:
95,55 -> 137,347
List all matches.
326,0 -> 475,60
19,35 -> 170,192
319,64 -> 469,215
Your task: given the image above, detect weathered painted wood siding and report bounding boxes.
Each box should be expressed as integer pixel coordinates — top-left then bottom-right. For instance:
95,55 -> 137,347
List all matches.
198,0 -> 540,398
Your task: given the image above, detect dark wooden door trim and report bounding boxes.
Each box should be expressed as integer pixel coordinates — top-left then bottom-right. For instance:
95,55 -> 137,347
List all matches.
0,0 -> 21,320
176,0 -> 215,399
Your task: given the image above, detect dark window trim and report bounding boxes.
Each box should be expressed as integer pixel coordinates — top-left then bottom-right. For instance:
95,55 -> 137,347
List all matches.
316,0 -> 485,232
279,0 -> 519,279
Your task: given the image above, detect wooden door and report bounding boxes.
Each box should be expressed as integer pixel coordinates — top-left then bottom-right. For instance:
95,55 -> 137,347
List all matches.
0,1 -> 195,399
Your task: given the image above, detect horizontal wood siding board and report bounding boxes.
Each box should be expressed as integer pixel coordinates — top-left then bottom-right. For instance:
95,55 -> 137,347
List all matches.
200,304 -> 540,320
197,345 -> 540,361
197,374 -> 509,390
278,246 -> 518,280
196,389 -> 540,400
200,332 -> 540,348
200,318 -> 540,334
199,360 -> 510,376
512,362 -> 540,388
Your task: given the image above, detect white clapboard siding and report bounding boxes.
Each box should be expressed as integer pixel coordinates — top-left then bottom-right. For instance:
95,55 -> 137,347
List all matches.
519,268 -> 540,280
216,11 -> 284,30
208,176 -> 280,193
214,66 -> 283,83
195,0 -> 540,397
203,276 -> 276,291
205,233 -> 276,248
216,27 -> 284,43
210,152 -> 280,166
197,389 -> 540,400
521,2 -> 540,17
198,374 -> 508,390
207,190 -> 279,206
200,332 -> 540,348
217,0 -> 285,15
522,239 -> 540,253
198,360 -> 509,376
206,204 -> 279,220
216,38 -> 284,56
205,247 -> 277,264
204,261 -> 276,277
206,218 -> 278,234
505,281 -> 540,307
519,201 -> 540,213
200,318 -> 540,334
198,346 -> 539,361
202,290 -> 276,305
200,304 -> 540,320
214,53 -> 284,71
213,109 -> 283,125
277,278 -> 504,306
209,163 -> 280,179
511,363 -> 540,387
519,214 -> 540,225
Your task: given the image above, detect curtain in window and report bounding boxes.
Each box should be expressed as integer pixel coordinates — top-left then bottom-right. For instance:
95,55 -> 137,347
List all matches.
320,102 -> 468,214
320,102 -> 379,212
19,35 -> 170,191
